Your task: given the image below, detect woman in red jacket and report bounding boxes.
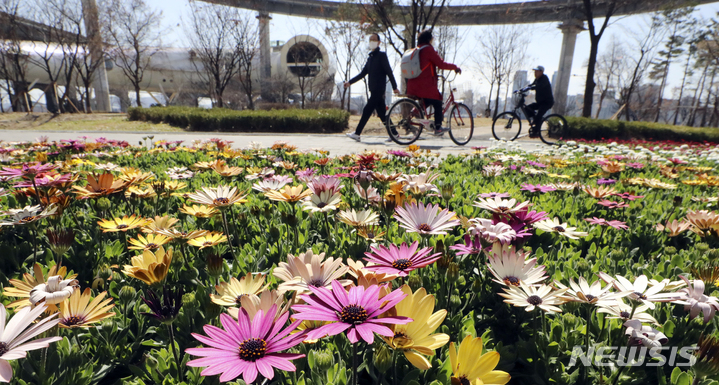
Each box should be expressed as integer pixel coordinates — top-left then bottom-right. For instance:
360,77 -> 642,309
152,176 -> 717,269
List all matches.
406,29 -> 462,136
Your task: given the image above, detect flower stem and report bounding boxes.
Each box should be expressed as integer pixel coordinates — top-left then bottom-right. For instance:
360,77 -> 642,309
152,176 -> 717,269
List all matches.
392,349 -> 398,385
220,211 -> 236,258
352,342 -> 359,385
30,225 -> 38,264
167,323 -> 183,382
583,306 -> 594,383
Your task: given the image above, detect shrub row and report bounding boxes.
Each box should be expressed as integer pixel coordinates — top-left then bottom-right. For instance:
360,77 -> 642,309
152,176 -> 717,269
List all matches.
127,106 -> 350,133
563,117 -> 719,143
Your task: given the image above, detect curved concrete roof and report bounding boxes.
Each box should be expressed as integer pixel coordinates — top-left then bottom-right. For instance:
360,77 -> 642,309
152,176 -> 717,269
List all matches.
201,0 -> 717,25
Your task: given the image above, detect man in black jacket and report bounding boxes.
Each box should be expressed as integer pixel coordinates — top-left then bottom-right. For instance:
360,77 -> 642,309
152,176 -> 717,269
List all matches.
344,33 -> 399,142
527,65 -> 554,138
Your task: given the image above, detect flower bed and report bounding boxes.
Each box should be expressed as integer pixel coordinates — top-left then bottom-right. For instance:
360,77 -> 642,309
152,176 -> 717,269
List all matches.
1,138 -> 719,384
564,117 -> 719,143
127,106 -> 350,133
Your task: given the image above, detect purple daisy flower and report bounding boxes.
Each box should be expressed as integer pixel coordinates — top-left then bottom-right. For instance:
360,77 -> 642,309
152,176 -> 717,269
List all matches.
613,192 -> 645,201
521,184 -> 556,193
526,160 -> 547,168
387,150 -> 411,157
186,306 -> 306,384
626,163 -> 645,169
363,241 -> 441,276
584,217 -> 629,230
291,280 -> 411,344
596,200 -> 629,209
449,233 -> 483,256
597,178 -> 616,185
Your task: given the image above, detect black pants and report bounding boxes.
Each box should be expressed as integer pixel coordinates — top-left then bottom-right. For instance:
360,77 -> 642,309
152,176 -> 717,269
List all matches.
355,91 -> 388,135
424,98 -> 443,129
527,101 -> 553,131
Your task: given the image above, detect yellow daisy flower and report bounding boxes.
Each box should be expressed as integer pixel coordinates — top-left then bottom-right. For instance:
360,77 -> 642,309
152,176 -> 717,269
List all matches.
58,288 -> 116,328
97,215 -> 151,232
128,233 -> 171,250
187,232 -> 227,249
142,215 -> 180,234
180,204 -> 219,218
122,246 -> 173,285
383,286 -> 449,370
449,335 -> 511,385
264,185 -> 312,203
210,273 -> 268,306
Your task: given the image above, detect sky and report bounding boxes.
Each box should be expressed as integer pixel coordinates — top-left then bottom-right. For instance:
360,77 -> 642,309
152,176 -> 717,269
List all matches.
132,1 -> 719,99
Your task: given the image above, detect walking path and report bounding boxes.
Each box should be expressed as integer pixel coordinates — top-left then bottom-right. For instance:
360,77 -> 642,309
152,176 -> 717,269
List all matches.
1,129 -> 549,157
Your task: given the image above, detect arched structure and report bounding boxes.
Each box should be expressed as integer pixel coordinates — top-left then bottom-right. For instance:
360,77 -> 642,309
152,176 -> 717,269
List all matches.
203,0 -> 718,114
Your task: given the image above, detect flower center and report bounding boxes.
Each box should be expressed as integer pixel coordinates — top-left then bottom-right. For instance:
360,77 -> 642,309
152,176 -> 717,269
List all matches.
418,223 -> 432,232
552,226 -> 565,232
459,376 -> 471,385
62,315 -> 85,327
20,215 -> 38,223
307,278 -> 324,287
317,202 -> 327,208
116,224 -> 129,229
498,206 -> 510,212
203,241 -> 213,247
620,311 -> 631,319
391,259 -> 413,271
0,342 -> 8,357
213,197 -> 230,205
146,243 -> 158,249
585,294 -> 597,302
235,294 -> 248,304
503,276 -> 520,286
527,295 -> 543,306
238,338 -> 267,361
340,304 -> 368,324
633,292 -> 647,300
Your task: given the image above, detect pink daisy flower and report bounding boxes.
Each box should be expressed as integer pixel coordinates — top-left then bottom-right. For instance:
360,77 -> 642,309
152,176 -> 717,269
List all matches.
394,202 -> 460,236
363,241 -> 441,276
584,217 -> 629,230
520,184 -> 556,193
186,306 -> 306,384
291,280 -> 411,344
307,176 -> 342,196
596,200 -> 629,209
479,192 -> 511,199
612,192 -> 645,201
0,162 -> 56,180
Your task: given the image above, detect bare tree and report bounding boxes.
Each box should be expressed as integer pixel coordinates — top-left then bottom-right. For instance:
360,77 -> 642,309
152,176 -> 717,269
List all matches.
323,2 -> 368,111
267,71 -> 295,104
233,12 -> 257,110
593,36 -> 625,118
0,0 -> 31,112
617,15 -> 665,121
361,0 -> 449,55
474,25 -> 529,118
649,5 -> 695,122
580,0 -> 629,118
103,0 -> 163,108
434,25 -> 465,66
185,2 -> 246,108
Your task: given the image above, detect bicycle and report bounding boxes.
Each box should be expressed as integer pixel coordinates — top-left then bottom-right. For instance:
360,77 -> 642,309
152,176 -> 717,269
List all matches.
385,74 -> 474,146
491,87 -> 568,145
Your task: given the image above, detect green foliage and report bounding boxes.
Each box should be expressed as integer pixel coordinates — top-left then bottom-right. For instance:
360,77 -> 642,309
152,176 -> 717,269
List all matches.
564,116 -> 719,143
127,106 -> 350,133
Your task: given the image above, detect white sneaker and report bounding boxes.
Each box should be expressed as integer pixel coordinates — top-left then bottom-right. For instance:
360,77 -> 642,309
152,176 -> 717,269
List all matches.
346,133 -> 361,142
384,137 -> 393,143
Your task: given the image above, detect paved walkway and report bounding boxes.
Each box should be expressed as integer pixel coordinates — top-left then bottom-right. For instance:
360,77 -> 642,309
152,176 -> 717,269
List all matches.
0,129 -> 548,157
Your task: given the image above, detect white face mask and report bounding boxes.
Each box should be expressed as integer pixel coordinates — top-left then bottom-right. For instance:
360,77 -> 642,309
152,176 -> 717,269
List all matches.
369,41 -> 379,50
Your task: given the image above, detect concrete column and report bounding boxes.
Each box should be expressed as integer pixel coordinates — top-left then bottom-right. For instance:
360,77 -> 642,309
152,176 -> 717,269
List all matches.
257,12 -> 272,103
554,20 -> 584,116
81,0 -> 111,112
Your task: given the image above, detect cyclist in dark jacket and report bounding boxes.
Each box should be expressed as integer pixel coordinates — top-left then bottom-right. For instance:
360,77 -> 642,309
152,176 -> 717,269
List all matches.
527,65 -> 554,138
345,33 -> 399,142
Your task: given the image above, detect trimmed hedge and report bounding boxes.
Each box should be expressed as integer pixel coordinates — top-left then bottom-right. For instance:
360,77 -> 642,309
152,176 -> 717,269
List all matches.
564,117 -> 719,143
127,106 -> 350,133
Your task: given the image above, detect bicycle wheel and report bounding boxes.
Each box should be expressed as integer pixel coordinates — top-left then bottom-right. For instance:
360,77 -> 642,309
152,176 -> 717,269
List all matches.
386,98 -> 424,145
539,114 -> 567,145
492,112 -> 521,141
447,103 -> 474,146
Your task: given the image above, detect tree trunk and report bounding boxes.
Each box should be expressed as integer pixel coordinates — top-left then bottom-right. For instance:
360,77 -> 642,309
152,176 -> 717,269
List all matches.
582,37 -> 600,118
134,85 -> 142,108
689,63 -> 709,126
595,91 -> 606,119
493,81 -> 501,119
672,51 -> 693,125
700,71 -> 715,127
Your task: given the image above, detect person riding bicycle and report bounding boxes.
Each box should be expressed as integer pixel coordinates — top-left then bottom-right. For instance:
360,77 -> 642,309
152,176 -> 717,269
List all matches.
406,29 -> 461,136
525,65 -> 554,138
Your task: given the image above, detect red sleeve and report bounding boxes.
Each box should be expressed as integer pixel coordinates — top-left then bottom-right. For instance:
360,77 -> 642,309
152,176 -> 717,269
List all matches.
425,46 -> 458,71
